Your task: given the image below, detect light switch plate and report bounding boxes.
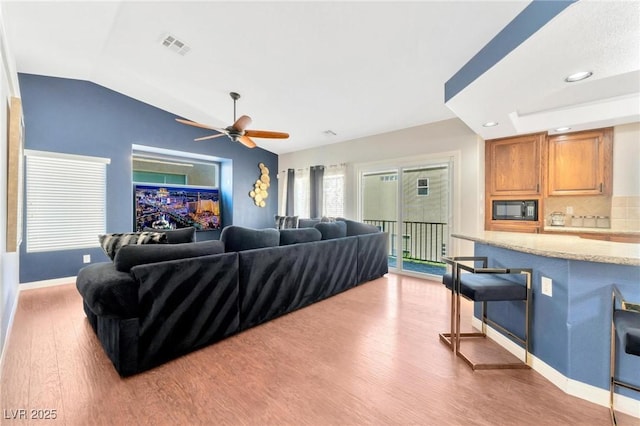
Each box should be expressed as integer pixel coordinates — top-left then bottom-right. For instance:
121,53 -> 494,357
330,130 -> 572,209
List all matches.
541,276 -> 553,297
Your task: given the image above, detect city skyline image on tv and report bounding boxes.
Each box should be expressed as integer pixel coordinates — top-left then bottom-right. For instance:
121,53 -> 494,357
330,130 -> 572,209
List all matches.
134,184 -> 221,231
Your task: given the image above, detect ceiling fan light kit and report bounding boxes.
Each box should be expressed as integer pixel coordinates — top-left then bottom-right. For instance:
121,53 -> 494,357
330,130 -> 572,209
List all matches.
175,92 -> 289,149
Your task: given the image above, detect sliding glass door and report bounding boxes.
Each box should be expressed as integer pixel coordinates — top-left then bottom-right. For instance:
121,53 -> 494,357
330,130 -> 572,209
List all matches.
360,160 -> 450,277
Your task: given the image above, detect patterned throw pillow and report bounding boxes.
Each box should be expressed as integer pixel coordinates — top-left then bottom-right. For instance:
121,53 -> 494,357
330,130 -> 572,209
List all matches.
98,231 -> 168,260
274,215 -> 299,229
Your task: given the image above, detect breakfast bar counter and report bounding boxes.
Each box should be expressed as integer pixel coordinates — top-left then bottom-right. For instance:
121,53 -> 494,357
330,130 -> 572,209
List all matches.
451,231 -> 640,410
452,230 -> 640,266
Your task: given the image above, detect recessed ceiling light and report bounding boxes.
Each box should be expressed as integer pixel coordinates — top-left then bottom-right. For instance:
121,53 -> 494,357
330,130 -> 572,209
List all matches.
554,127 -> 571,132
565,71 -> 592,82
482,121 -> 499,127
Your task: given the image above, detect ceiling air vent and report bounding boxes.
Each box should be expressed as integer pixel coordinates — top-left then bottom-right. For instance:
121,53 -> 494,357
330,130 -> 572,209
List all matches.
160,33 -> 191,56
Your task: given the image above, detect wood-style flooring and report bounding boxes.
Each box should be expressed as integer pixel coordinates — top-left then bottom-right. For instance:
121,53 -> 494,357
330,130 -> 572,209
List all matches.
0,274 -> 628,425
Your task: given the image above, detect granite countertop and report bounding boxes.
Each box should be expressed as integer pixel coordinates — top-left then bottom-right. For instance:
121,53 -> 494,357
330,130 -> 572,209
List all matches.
452,231 -> 640,266
543,225 -> 640,234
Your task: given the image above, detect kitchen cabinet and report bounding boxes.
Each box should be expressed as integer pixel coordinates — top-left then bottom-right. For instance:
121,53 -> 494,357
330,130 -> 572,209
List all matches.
488,222 -> 541,234
485,133 -> 544,233
547,127 -> 613,196
485,132 -> 544,196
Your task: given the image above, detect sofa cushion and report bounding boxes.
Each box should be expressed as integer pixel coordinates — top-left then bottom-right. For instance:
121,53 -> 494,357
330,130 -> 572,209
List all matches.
220,226 -> 280,252
275,215 -> 299,229
114,240 -> 225,272
279,228 -> 322,246
76,262 -> 139,318
298,218 -> 321,228
143,226 -> 196,244
99,231 -> 167,260
337,218 -> 380,236
314,221 -> 347,240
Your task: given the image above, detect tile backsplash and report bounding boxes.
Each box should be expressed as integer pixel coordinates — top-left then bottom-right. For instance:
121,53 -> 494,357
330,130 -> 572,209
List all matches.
611,196 -> 640,231
544,195 -> 640,231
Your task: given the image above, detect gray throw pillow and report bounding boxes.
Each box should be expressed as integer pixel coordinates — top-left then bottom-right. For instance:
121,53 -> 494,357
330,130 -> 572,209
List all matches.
99,231 -> 167,260
275,215 -> 299,229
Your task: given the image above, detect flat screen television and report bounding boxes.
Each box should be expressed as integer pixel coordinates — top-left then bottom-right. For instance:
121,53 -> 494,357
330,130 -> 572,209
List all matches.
134,184 -> 221,231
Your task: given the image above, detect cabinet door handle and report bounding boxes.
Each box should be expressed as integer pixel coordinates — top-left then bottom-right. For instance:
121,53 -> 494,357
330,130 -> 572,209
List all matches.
536,183 -> 540,193
600,183 -> 603,193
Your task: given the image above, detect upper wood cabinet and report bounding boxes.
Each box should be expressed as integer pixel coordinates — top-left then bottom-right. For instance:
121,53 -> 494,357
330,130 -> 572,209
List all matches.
486,133 -> 544,196
547,128 -> 613,196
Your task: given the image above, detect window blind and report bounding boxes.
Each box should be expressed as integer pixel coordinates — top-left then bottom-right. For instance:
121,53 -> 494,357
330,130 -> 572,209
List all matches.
25,150 -> 110,253
323,165 -> 345,217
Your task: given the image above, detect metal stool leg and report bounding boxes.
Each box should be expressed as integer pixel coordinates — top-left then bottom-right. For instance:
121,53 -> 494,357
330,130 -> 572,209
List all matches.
439,257 -> 487,351
609,285 -> 640,425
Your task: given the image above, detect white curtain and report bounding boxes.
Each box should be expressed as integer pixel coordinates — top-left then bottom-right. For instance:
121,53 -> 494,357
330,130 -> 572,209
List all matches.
294,167 -> 310,218
323,163 -> 346,217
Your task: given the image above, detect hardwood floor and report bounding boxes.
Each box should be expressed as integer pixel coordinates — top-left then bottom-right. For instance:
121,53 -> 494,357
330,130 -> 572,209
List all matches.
0,274 -> 625,425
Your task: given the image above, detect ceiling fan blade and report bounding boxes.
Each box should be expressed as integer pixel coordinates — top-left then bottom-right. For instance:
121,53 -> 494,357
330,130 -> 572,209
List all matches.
194,133 -> 227,142
233,115 -> 252,132
245,129 -> 289,139
176,118 -> 226,132
238,135 -> 257,149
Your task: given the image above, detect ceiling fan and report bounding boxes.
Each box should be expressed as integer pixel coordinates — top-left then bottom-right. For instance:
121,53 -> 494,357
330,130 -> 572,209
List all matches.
175,92 -> 289,149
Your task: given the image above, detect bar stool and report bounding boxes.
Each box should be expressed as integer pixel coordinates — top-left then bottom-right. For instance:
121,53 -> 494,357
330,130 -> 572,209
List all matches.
439,256 -> 487,351
610,285 -> 640,425
454,261 -> 532,370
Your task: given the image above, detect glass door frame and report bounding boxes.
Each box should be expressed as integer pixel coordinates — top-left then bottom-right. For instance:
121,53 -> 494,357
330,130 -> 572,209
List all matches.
355,152 -> 459,278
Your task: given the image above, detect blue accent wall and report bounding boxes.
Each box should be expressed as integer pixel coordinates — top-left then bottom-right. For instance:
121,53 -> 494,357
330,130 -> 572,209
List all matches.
444,0 -> 576,102
18,73 -> 278,283
474,243 -> 640,398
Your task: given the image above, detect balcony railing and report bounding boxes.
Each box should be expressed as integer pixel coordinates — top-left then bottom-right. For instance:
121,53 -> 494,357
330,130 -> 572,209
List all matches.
363,219 -> 447,264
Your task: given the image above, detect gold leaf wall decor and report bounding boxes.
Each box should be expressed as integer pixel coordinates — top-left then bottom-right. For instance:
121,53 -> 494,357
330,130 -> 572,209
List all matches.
249,163 -> 270,207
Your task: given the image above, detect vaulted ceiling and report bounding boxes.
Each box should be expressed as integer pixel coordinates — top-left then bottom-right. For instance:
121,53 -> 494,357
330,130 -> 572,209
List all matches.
2,1 -> 638,154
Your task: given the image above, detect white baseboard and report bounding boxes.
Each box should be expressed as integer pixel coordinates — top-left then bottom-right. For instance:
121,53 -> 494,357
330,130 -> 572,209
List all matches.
471,317 -> 640,419
20,276 -> 76,291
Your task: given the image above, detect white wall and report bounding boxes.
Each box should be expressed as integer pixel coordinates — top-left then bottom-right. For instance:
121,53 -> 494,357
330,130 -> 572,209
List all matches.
613,122 -> 640,197
0,6 -> 21,363
278,117 -> 640,256
278,117 -> 482,255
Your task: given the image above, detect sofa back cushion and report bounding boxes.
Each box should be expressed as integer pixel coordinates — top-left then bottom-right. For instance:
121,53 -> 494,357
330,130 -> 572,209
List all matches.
298,218 -> 321,228
114,240 -> 225,272
337,218 -> 380,236
99,231 -> 168,260
143,226 -> 196,244
314,220 -> 347,240
220,226 -> 280,252
279,228 -> 322,246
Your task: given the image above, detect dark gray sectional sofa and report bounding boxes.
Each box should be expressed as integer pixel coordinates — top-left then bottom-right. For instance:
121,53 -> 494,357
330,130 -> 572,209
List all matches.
76,219 -> 388,376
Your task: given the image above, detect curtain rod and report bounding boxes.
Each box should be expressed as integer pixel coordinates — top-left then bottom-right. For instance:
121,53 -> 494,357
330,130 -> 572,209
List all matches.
280,163 -> 347,173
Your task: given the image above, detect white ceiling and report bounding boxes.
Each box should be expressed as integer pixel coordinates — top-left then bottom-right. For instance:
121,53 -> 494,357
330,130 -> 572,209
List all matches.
2,1 -> 638,154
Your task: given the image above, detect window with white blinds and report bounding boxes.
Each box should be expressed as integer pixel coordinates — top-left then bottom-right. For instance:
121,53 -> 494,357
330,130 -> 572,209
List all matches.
25,150 -> 110,253
323,164 -> 345,217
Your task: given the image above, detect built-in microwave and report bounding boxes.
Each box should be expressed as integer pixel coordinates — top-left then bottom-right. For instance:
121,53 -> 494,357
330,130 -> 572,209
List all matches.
492,200 -> 538,221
